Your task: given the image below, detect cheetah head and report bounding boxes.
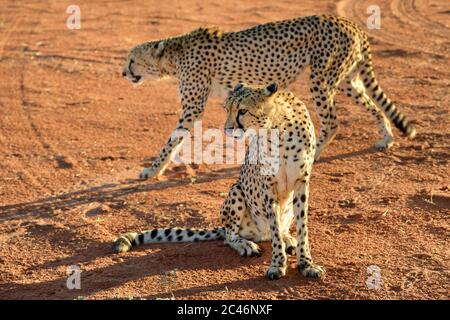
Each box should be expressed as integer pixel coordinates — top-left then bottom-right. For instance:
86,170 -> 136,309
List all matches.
223,83 -> 278,139
122,41 -> 169,86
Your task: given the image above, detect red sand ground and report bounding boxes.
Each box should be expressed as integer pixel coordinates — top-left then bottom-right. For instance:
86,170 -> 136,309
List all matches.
0,0 -> 448,299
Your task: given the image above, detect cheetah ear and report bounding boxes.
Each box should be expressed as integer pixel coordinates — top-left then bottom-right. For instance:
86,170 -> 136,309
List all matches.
262,83 -> 278,97
155,41 -> 165,59
233,83 -> 244,92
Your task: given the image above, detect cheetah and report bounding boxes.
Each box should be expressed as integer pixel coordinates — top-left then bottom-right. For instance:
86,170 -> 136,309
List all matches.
122,15 -> 416,180
114,83 -> 324,279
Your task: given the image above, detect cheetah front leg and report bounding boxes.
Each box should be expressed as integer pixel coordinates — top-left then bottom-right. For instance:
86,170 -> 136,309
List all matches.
139,79 -> 210,179
294,179 -> 325,278
139,130 -> 185,179
266,201 -> 288,280
221,184 -> 262,257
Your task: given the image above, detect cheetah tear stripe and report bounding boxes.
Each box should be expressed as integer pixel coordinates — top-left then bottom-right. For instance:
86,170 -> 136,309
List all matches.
113,227 -> 225,253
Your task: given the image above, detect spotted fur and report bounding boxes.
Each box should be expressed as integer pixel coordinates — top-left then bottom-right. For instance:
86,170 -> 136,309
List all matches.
114,83 -> 324,280
113,227 -> 226,253
122,15 -> 416,179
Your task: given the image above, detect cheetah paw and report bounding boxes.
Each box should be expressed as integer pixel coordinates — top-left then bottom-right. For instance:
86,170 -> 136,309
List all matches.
233,240 -> 262,257
375,137 -> 394,151
139,167 -> 158,180
284,236 -> 297,256
113,233 -> 137,253
298,263 -> 325,278
266,266 -> 286,280
286,245 -> 296,256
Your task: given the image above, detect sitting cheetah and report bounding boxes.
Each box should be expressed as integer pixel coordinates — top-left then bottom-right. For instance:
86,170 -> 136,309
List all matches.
122,15 -> 416,180
114,83 -> 324,279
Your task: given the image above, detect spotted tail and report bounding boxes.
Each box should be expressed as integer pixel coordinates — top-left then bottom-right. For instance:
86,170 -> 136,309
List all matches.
361,45 -> 416,139
113,227 -> 226,253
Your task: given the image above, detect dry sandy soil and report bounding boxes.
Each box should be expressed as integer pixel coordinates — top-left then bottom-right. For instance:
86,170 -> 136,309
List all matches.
0,0 -> 449,300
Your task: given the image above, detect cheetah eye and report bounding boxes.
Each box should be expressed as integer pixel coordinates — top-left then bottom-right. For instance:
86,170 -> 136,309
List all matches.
238,109 -> 248,116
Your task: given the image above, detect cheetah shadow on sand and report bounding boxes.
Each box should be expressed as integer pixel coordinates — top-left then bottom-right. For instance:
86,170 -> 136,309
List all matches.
0,240 -> 316,299
0,167 -> 240,223
317,146 -> 376,163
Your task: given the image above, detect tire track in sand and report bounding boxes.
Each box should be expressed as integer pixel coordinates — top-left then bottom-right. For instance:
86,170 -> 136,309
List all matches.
0,16 -> 48,196
336,0 -> 449,59
0,14 -> 57,197
390,0 -> 449,40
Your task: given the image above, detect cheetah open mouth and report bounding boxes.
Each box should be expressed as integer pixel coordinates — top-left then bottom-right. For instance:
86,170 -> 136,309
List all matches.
131,75 -> 142,83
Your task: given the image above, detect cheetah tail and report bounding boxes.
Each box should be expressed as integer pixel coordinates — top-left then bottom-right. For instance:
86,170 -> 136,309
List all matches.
361,59 -> 416,139
113,227 -> 226,253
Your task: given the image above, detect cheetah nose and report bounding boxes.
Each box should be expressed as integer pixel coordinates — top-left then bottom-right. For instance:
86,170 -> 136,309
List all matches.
224,128 -> 234,137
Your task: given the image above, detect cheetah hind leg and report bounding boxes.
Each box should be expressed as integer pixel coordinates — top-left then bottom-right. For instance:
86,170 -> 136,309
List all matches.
348,77 -> 394,151
221,186 -> 262,257
226,215 -> 262,257
284,234 -> 298,256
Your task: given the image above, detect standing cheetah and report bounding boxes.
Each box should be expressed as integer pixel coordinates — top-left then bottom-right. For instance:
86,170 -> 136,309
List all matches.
122,15 -> 416,179
114,83 -> 323,279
